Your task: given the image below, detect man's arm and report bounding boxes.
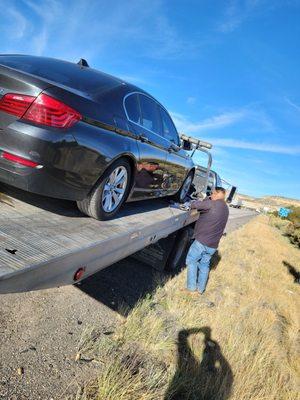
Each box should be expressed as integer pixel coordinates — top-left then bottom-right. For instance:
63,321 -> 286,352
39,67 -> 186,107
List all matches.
191,198 -> 212,211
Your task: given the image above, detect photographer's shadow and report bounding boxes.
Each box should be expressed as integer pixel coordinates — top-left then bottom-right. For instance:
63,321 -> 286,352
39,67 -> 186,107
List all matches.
164,327 -> 233,400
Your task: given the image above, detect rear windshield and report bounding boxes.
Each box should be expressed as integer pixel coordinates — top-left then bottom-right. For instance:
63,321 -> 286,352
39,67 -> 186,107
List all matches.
0,55 -> 121,95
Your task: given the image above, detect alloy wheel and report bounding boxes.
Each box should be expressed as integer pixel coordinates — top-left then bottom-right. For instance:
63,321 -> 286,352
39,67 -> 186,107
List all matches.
180,175 -> 192,201
102,166 -> 128,213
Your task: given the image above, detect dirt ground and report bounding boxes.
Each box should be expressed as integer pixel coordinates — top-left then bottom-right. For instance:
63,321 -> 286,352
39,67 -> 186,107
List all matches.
0,208 -> 255,400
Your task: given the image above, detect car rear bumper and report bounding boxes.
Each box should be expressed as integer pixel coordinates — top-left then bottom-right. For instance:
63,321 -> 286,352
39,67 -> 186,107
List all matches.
0,155 -> 88,200
0,118 -> 106,201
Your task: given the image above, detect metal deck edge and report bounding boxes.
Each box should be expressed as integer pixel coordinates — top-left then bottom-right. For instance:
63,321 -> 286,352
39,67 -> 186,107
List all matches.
0,208 -> 199,293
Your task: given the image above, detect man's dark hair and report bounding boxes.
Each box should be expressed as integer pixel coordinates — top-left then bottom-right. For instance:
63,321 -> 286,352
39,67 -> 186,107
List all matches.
214,186 -> 226,194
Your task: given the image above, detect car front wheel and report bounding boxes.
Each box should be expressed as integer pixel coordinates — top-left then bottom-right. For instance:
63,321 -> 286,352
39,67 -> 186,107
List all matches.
173,171 -> 194,203
77,158 -> 131,220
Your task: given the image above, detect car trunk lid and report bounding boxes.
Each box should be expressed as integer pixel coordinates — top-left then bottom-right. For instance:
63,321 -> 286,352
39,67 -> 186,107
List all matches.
0,64 -> 51,130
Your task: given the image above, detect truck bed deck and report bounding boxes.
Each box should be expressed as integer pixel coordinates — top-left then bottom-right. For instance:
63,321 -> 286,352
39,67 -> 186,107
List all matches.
0,185 -> 198,293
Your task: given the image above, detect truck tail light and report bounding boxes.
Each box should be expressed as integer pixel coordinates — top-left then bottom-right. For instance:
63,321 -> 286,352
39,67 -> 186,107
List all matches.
2,151 -> 41,168
73,267 -> 86,281
0,92 -> 82,129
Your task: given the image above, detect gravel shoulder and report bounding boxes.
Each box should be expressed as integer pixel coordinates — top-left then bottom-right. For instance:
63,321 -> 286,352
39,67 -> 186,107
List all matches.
0,208 -> 256,400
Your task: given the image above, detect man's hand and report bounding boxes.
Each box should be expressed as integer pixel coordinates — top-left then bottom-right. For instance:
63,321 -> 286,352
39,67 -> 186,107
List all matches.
191,198 -> 212,211
179,201 -> 191,211
169,201 -> 191,211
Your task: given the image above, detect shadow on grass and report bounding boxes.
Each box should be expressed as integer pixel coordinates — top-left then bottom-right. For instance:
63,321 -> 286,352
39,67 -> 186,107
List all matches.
164,327 -> 233,400
77,256 -> 172,316
210,251 -> 222,270
77,245 -> 222,316
283,261 -> 300,284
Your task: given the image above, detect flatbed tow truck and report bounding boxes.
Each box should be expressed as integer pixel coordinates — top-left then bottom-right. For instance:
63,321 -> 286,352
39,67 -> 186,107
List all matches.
0,137 -> 212,294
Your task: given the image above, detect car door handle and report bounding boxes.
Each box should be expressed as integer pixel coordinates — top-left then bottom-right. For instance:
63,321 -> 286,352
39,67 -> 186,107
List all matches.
168,144 -> 179,153
139,134 -> 150,143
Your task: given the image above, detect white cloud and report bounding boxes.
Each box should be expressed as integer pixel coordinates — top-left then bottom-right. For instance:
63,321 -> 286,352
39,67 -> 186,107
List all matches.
31,27 -> 49,56
4,7 -> 28,39
285,97 -> 300,113
23,0 -> 60,55
171,107 -> 295,155
217,0 -> 261,33
218,1 -> 244,33
152,12 -> 198,58
202,137 -> 300,155
187,97 -> 197,105
1,0 -> 195,61
171,110 -> 246,133
171,103 -> 276,139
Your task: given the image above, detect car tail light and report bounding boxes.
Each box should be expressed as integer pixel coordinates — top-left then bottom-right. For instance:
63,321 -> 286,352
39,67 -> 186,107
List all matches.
0,92 -> 82,129
2,151 -> 41,168
23,93 -> 82,128
0,93 -> 35,118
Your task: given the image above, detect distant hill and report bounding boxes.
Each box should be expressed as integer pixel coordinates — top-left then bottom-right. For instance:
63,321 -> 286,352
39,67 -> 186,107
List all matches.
237,194 -> 300,211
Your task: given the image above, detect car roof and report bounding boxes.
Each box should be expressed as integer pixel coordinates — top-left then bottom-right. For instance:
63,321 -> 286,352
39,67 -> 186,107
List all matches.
0,54 -> 143,98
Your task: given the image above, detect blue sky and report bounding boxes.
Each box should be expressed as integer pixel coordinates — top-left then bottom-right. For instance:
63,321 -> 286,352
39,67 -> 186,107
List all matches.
1,0 -> 300,198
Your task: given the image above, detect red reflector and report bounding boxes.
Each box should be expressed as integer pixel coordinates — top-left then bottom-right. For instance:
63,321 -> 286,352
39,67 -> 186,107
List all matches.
2,151 -> 40,168
0,93 -> 35,118
74,267 -> 86,281
23,93 -> 82,128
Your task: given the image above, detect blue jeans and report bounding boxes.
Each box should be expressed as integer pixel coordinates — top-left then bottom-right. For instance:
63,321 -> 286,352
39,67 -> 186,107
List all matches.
186,240 -> 216,293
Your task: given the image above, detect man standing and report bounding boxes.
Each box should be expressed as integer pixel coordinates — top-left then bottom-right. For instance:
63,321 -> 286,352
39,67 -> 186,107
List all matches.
185,187 -> 229,294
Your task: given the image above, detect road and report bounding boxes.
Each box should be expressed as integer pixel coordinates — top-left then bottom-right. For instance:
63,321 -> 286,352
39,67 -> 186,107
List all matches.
0,207 -> 256,400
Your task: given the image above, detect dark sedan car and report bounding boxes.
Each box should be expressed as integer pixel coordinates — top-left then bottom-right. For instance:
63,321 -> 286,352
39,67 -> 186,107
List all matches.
0,55 -> 195,219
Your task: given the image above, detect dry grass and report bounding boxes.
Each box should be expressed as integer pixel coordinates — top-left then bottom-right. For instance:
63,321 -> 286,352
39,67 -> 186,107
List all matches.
76,216 -> 300,400
237,194 -> 300,212
269,211 -> 300,248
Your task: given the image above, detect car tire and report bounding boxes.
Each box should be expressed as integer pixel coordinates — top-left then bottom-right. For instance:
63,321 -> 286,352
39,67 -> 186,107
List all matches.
173,171 -> 194,203
165,227 -> 193,273
77,158 -> 132,220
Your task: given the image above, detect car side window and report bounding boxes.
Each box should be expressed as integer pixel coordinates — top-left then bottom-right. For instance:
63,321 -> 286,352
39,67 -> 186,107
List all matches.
216,174 -> 222,187
124,94 -> 142,124
198,169 -> 207,178
208,172 -> 215,188
139,94 -> 160,134
159,107 -> 180,145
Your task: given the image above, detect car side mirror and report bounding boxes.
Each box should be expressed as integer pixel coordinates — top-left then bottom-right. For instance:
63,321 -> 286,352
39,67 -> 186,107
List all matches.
182,139 -> 192,151
206,186 -> 212,197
